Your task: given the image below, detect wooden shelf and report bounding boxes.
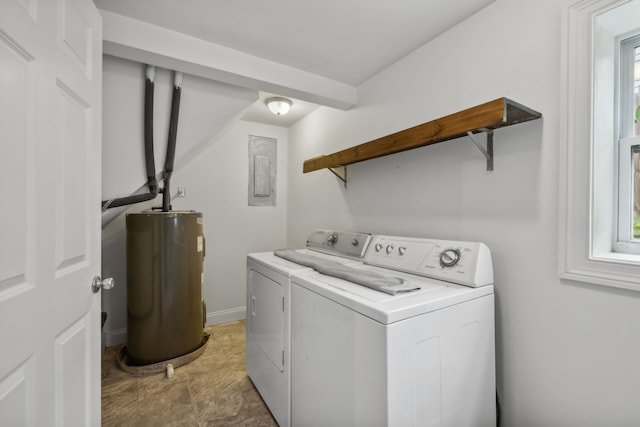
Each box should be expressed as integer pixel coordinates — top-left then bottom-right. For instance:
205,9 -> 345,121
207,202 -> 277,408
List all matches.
303,97 -> 541,181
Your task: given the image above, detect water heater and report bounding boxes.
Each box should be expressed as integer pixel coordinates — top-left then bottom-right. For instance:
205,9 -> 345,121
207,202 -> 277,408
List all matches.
125,210 -> 206,365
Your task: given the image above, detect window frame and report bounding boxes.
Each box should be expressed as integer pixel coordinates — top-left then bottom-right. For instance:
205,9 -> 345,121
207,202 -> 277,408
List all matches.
618,34 -> 639,138
559,0 -> 640,291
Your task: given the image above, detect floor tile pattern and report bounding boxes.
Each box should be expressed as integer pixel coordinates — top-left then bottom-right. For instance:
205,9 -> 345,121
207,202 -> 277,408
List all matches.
102,320 -> 278,426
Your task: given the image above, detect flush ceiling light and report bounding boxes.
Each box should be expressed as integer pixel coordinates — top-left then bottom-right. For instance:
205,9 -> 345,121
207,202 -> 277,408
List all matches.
266,97 -> 292,115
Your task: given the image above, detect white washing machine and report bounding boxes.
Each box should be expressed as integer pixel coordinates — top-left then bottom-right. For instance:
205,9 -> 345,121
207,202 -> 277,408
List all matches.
289,235 -> 496,427
246,230 -> 372,427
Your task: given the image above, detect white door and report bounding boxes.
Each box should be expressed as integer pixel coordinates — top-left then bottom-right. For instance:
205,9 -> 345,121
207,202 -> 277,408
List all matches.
0,0 -> 102,426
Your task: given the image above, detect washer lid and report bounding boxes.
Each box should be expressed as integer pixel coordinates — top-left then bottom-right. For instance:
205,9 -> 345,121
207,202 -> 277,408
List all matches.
248,249 -> 364,277
248,252 -> 314,277
291,265 -> 493,324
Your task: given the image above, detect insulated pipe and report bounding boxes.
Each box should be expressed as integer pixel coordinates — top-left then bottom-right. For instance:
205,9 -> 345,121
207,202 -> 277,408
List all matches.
146,65 -> 155,83
143,75 -> 158,195
101,192 -> 156,210
161,71 -> 182,212
102,65 -> 159,211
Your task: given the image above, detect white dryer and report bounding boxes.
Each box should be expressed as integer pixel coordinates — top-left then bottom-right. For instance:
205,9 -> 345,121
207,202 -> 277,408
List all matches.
246,230 -> 372,427
289,235 -> 496,427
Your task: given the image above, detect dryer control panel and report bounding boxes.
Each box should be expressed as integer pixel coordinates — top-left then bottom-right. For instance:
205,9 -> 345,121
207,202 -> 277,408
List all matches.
364,235 -> 494,287
306,229 -> 372,260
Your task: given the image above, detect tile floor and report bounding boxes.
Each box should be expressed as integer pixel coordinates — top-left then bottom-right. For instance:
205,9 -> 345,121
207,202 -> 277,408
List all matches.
101,320 -> 278,426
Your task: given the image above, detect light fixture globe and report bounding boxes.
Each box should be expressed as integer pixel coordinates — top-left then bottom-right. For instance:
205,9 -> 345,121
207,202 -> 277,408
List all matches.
266,97 -> 292,115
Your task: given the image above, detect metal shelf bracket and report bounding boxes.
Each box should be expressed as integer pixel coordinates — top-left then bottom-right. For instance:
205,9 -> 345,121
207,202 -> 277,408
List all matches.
466,129 -> 494,171
329,166 -> 347,186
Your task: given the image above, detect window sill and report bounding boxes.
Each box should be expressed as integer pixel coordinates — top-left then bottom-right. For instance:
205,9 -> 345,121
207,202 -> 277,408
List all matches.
593,251 -> 640,265
560,254 -> 640,292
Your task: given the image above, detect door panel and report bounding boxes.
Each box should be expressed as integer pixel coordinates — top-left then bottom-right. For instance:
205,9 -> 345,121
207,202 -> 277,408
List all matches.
60,0 -> 92,73
55,313 -> 92,427
0,18 -> 32,295
55,80 -> 89,272
0,356 -> 36,426
0,0 -> 102,425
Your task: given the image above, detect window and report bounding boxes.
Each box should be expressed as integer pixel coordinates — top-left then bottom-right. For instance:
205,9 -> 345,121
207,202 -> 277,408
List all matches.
560,0 -> 640,291
616,36 -> 640,252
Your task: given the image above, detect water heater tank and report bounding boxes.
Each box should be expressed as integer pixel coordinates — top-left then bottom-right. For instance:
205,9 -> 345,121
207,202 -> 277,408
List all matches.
126,210 -> 206,366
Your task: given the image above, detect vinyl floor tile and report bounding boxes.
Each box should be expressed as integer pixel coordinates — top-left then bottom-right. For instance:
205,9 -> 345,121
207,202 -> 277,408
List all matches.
102,320 -> 277,426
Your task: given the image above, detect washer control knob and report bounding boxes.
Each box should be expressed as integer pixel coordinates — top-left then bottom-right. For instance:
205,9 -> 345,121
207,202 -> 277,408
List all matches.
386,244 -> 394,254
327,233 -> 338,246
351,238 -> 359,246
398,246 -> 406,256
375,243 -> 383,252
439,248 -> 461,267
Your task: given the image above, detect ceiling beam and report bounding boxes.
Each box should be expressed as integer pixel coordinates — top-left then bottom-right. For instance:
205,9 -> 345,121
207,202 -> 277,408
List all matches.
100,10 -> 357,110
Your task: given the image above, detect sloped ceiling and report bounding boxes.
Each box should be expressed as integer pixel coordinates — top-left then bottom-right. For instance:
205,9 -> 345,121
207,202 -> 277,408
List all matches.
94,0 -> 496,125
95,0 -> 495,86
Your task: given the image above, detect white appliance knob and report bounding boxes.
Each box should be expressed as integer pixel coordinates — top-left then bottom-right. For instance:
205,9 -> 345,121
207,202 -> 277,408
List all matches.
351,238 -> 359,246
439,248 -> 461,267
375,243 -> 383,252
398,246 -> 406,255
327,233 -> 338,246
386,244 -> 394,254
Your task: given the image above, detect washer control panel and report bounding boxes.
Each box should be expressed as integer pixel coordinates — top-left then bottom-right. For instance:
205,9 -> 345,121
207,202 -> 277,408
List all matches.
306,229 -> 372,259
365,235 -> 493,287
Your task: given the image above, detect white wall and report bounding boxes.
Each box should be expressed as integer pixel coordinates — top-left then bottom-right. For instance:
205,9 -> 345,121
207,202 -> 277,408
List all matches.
287,0 -> 640,426
170,121 -> 288,325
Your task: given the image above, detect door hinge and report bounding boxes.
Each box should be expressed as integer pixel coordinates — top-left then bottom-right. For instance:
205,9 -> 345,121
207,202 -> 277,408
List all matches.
282,350 -> 285,366
282,297 -> 285,312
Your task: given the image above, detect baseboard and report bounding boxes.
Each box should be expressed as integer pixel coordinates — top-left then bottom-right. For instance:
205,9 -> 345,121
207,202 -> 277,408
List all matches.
104,328 -> 127,348
206,306 -> 246,326
102,307 -> 247,349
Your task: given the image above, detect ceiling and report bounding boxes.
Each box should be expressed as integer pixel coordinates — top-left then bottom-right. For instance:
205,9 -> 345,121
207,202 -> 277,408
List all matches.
94,0 -> 496,126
